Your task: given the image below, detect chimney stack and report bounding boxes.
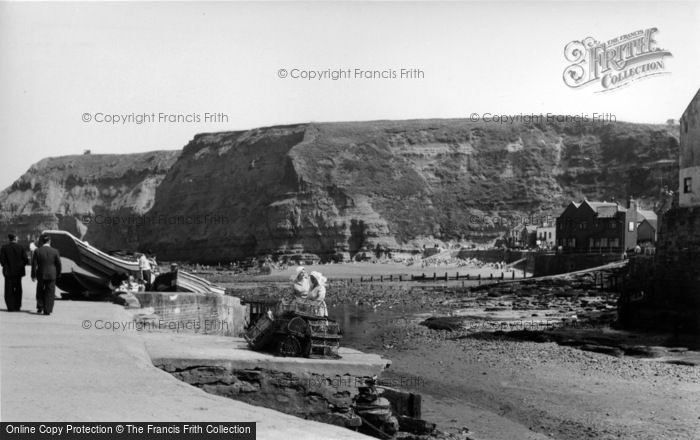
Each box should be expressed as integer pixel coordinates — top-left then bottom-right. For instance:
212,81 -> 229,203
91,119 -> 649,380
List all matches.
628,196 -> 638,212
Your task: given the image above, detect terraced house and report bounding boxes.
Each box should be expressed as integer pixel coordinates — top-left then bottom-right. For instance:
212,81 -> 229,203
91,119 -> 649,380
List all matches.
555,198 -> 655,253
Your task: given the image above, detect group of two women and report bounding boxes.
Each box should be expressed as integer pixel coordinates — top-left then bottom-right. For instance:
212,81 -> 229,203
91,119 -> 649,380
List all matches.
284,266 -> 328,317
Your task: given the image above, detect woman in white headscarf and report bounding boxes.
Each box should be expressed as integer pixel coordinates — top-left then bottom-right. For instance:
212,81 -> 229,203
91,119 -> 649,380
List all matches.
308,271 -> 326,300
277,266 -> 310,316
301,271 -> 328,317
292,266 -> 310,298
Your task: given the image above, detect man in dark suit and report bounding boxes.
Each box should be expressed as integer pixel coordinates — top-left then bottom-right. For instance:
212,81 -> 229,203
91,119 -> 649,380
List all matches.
31,235 -> 62,315
0,234 -> 29,311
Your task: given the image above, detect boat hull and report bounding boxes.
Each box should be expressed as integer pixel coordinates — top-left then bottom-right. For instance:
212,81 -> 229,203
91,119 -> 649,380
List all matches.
42,230 -> 225,297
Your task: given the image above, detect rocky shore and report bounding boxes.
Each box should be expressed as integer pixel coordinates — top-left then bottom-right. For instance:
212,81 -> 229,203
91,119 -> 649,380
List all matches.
220,266 -> 699,440
362,321 -> 700,439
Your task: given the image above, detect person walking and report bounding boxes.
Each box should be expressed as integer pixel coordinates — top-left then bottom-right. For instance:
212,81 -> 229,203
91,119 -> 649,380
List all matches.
0,234 -> 29,311
31,235 -> 62,315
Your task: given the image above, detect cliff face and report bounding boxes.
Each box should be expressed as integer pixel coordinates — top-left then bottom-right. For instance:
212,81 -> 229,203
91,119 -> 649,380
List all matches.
0,119 -> 679,262
0,151 -> 180,249
140,119 -> 678,262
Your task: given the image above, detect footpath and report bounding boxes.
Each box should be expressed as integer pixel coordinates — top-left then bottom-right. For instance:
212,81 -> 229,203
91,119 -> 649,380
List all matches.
0,276 -> 370,439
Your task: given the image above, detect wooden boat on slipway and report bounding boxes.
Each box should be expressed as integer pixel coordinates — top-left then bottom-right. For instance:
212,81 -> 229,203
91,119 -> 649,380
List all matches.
42,230 -> 225,297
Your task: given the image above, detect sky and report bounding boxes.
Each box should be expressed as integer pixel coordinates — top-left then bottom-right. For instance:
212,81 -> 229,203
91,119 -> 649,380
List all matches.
1,1 -> 699,191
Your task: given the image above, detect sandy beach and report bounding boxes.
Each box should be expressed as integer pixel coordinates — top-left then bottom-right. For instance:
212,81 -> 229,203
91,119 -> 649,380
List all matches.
338,305 -> 700,440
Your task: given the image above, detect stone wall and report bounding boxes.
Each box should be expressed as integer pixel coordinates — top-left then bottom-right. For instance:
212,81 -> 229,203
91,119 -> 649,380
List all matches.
652,206 -> 700,325
533,253 -> 622,277
619,206 -> 700,332
456,249 -> 529,264
160,364 -> 370,429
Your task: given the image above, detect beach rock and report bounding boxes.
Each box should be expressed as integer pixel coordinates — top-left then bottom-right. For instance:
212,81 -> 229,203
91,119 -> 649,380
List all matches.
621,345 -> 667,358
420,317 -> 464,331
579,344 -> 624,357
396,416 -> 436,435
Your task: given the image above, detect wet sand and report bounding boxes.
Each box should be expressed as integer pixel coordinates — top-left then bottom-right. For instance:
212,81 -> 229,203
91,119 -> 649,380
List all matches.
332,305 -> 700,440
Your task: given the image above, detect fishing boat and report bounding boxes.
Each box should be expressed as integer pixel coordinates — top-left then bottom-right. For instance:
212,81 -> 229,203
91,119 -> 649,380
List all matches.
42,230 -> 225,297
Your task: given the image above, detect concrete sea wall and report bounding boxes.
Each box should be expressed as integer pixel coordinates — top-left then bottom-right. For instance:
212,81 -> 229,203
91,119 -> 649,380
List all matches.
133,292 -> 247,336
534,253 -> 623,277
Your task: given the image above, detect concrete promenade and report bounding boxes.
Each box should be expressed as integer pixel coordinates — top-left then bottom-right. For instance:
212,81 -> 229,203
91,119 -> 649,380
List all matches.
143,332 -> 390,378
0,275 -> 370,439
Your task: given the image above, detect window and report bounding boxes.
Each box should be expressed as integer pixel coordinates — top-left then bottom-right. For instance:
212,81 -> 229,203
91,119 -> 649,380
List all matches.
610,220 -> 616,229
684,177 -> 692,193
628,221 -> 635,232
548,232 -> 552,239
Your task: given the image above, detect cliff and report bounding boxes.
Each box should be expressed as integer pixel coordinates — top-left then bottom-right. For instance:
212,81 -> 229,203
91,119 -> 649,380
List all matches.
0,151 -> 180,250
0,119 -> 679,262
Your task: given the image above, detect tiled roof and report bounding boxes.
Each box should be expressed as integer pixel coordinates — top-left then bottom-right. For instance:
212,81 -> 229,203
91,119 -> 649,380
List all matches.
560,200 -> 626,218
586,201 -> 627,211
638,209 -> 658,221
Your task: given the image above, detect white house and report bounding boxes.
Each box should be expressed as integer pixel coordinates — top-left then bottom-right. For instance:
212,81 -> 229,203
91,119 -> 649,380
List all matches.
536,224 -> 556,247
680,89 -> 700,207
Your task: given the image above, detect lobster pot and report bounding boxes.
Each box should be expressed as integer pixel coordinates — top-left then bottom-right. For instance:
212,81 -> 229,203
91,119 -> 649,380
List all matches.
287,316 -> 309,336
289,301 -> 326,317
274,314 -> 309,337
244,314 -> 276,350
308,319 -> 341,336
276,334 -> 306,357
308,319 -> 342,359
309,336 -> 341,358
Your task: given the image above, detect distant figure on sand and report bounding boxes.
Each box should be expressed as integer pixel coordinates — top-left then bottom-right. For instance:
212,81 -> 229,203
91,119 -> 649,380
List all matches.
138,252 -> 152,290
1,234 -> 29,311
31,235 -> 62,315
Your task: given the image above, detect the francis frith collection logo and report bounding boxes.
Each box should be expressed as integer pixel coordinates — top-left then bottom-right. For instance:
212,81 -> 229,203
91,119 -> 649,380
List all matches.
563,28 -> 672,92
